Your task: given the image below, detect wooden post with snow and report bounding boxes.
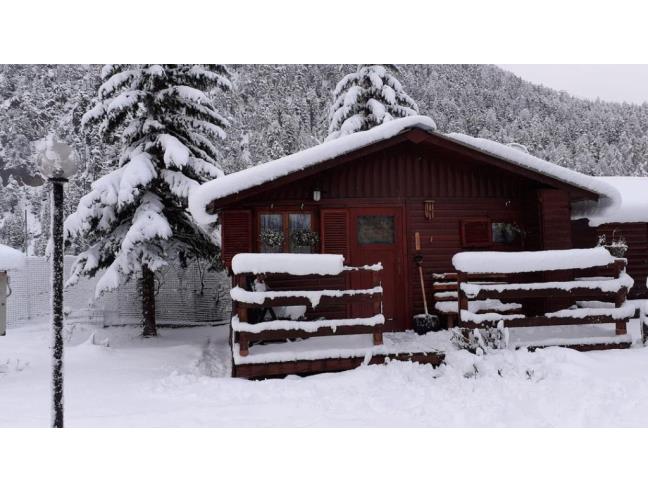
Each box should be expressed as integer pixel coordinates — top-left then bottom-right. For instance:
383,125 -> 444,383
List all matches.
457,272 -> 469,339
235,274 -> 250,356
613,259 -> 628,336
372,269 -> 383,345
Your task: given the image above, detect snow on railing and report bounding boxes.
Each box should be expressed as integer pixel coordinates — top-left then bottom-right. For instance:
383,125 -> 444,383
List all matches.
232,253 -> 382,276
452,247 -> 615,274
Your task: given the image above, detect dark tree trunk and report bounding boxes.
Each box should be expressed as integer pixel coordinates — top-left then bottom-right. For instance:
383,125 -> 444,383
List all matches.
141,264 -> 157,337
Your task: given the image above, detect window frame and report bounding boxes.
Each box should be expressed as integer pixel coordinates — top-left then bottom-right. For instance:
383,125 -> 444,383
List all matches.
255,208 -> 318,253
460,217 -> 525,250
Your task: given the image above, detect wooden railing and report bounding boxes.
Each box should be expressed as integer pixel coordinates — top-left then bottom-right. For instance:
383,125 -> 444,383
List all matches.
432,272 -> 522,328
456,258 -> 634,337
231,265 -> 384,358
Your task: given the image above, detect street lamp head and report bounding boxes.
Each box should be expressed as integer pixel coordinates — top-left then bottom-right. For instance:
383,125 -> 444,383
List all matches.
37,133 -> 80,179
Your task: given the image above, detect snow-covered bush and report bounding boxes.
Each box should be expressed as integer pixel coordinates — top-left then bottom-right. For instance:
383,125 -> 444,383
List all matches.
451,322 -> 509,355
327,65 -> 419,140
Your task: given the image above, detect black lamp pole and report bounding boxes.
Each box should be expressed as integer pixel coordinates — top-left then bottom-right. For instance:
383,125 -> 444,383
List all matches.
50,175 -> 67,428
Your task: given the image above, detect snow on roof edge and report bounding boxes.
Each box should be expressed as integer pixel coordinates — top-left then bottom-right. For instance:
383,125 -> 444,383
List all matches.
443,133 -> 620,204
188,116 -> 437,224
189,116 -> 621,225
572,176 -> 648,226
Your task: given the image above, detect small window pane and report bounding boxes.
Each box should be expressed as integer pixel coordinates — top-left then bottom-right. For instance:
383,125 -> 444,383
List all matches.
492,222 -> 520,244
357,216 -> 394,245
289,214 -> 312,253
259,214 -> 283,253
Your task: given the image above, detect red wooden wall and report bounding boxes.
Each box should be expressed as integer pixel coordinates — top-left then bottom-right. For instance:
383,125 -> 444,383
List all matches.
220,140 -> 586,328
572,219 -> 648,299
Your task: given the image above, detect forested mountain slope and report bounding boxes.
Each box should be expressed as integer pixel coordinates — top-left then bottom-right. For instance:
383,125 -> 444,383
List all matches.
2,64 -> 648,252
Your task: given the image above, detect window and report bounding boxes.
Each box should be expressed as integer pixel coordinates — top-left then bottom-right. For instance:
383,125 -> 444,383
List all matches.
357,215 -> 395,245
492,222 -> 522,245
259,213 -> 283,253
258,212 -> 316,253
289,213 -> 312,253
461,218 -> 492,247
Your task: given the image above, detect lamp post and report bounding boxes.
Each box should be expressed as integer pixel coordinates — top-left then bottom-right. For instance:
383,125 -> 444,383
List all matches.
37,134 -> 79,428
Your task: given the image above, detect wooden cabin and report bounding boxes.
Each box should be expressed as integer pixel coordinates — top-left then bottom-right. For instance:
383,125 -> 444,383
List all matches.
190,116 -> 631,333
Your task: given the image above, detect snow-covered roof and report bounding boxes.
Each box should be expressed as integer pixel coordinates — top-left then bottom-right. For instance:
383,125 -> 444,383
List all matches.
189,116 -> 437,223
571,176 -> 648,226
0,244 -> 26,271
189,115 -> 620,224
442,133 -> 620,203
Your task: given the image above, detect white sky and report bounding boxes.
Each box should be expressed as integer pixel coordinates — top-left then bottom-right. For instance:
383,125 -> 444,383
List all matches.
498,65 -> 648,105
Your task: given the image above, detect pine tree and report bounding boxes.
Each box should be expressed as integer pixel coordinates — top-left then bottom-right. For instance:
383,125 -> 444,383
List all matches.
326,65 -> 419,140
65,64 -> 231,337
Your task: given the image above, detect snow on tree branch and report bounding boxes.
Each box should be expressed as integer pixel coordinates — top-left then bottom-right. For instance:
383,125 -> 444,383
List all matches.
327,65 -> 419,140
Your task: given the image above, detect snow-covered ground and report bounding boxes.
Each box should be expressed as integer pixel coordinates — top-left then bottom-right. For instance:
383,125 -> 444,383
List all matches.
2,320 -> 648,427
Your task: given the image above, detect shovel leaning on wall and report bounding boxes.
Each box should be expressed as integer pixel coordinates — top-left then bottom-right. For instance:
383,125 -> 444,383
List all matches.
413,232 -> 438,335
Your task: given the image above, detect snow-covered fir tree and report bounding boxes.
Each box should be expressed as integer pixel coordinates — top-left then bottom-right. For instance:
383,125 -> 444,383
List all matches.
326,65 -> 419,140
65,64 -> 231,337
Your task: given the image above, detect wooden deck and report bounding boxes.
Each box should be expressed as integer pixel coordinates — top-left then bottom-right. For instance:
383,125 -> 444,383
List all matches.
228,258 -> 449,379
227,251 -> 638,379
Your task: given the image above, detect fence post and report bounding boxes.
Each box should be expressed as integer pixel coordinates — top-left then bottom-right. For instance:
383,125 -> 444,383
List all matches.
235,274 -> 250,356
457,272 -> 470,338
615,287 -> 627,336
372,269 -> 383,346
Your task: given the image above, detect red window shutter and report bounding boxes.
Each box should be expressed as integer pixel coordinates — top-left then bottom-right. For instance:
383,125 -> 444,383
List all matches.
320,209 -> 349,261
221,210 -> 252,269
461,218 -> 491,247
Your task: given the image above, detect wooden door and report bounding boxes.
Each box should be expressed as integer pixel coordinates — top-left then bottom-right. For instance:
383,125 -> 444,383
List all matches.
349,207 -> 406,331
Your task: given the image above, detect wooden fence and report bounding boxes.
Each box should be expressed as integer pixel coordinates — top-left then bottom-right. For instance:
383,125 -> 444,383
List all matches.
230,264 -> 384,370
456,258 -> 634,346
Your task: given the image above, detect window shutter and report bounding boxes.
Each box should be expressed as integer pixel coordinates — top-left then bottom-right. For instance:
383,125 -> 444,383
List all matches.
221,210 -> 252,269
320,209 -> 349,261
461,218 -> 491,247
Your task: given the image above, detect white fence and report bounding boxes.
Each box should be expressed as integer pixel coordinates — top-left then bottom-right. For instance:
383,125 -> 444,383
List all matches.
6,256 -> 231,328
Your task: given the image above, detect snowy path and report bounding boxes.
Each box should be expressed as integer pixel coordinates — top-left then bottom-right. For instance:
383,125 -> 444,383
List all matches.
2,321 -> 648,427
